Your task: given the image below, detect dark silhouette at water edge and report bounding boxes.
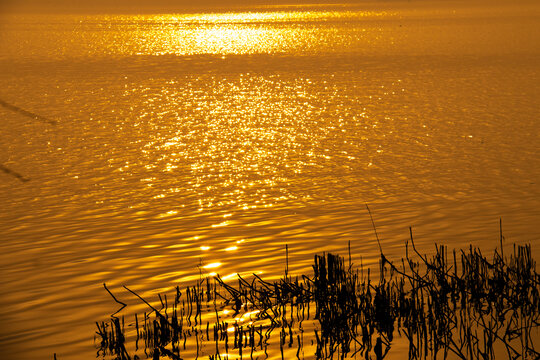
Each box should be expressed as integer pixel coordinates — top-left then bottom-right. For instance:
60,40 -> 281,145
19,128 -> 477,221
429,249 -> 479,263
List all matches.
96,233 -> 539,360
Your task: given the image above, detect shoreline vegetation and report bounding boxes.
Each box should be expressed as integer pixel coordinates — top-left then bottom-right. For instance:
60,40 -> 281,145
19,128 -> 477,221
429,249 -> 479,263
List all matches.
96,228 -> 539,360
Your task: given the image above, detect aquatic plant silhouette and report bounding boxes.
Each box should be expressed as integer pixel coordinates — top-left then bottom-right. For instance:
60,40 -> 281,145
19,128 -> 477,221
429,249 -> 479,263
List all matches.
0,97 -> 57,182
0,98 -> 57,125
96,231 -> 539,360
0,163 -> 30,182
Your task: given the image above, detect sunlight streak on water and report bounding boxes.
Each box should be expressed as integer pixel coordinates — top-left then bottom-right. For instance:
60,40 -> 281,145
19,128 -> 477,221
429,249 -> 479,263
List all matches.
0,3 -> 539,360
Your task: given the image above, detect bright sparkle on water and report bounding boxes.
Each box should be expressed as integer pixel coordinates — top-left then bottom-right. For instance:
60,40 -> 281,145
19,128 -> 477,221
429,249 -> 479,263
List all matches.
100,10 -> 393,56
0,3 -> 539,360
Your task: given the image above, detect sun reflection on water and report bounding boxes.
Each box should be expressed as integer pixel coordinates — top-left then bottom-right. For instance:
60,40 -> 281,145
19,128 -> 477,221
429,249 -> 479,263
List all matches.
1,5 -> 540,360
93,9 -> 394,56
130,68 -> 376,213
203,262 -> 222,269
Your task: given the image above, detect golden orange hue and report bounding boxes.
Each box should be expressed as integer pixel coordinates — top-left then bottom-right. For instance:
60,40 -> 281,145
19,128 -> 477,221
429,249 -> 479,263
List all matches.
112,10 -> 392,56
0,2 -> 539,359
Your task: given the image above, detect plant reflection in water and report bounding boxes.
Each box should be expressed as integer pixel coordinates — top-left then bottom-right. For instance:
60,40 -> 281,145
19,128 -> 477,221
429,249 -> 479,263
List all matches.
96,234 -> 539,360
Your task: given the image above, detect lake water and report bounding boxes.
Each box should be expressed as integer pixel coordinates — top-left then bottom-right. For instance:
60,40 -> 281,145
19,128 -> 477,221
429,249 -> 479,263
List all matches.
0,1 -> 539,359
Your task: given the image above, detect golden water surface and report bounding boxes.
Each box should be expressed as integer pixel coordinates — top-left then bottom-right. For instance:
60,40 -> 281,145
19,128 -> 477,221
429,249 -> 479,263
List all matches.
0,2 -> 539,359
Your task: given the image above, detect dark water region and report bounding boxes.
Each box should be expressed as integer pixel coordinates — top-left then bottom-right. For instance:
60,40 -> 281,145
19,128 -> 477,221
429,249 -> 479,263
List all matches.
96,240 -> 540,360
1,2 -> 540,360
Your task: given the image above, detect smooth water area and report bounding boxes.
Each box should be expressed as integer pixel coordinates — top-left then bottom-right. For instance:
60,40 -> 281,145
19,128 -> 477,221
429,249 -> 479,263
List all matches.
0,2 -> 539,359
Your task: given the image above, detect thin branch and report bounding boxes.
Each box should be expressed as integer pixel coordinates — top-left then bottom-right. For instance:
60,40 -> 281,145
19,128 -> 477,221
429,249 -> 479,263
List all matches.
103,283 -> 126,316
365,203 -> 383,255
0,98 -> 57,125
0,164 -> 29,182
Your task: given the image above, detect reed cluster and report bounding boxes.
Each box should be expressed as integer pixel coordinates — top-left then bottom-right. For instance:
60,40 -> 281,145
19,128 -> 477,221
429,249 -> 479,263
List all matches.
96,236 -> 539,360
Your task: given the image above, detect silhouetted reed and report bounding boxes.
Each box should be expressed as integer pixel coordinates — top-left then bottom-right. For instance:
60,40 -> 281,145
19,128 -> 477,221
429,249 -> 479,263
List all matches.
96,232 -> 539,360
0,164 -> 30,182
0,98 -> 57,182
0,98 -> 57,125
